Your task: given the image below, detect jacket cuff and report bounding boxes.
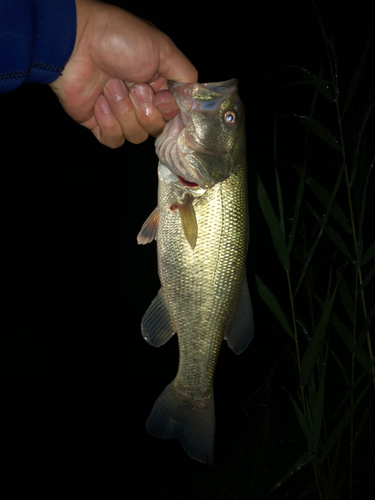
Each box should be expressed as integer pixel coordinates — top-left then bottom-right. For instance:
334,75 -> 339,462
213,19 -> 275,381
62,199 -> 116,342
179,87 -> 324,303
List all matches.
0,0 -> 76,92
26,0 -> 77,85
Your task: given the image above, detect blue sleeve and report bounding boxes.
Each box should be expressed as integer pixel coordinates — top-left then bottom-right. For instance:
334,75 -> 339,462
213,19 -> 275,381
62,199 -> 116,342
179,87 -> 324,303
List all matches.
0,0 -> 76,93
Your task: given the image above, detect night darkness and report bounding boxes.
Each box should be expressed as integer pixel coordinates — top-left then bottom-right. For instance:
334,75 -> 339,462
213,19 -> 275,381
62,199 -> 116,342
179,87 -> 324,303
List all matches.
1,1 -> 374,498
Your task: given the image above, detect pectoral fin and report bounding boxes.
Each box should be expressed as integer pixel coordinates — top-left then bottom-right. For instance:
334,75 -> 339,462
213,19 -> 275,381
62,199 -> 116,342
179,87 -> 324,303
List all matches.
141,288 -> 175,347
225,275 -> 254,355
137,207 -> 158,244
171,195 -> 198,249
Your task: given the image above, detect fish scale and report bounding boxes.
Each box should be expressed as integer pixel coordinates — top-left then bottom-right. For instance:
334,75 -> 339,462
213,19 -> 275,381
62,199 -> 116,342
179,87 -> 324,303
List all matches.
159,178 -> 244,389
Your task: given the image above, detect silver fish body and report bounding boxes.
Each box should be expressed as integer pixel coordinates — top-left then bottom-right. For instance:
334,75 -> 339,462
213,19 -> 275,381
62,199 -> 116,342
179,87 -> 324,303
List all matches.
137,79 -> 253,464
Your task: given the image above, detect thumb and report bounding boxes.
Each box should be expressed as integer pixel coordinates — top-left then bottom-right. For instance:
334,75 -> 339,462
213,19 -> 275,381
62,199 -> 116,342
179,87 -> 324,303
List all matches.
155,32 -> 198,84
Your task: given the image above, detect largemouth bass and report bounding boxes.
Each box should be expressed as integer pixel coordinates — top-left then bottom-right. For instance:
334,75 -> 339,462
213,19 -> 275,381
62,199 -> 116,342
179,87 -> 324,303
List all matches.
137,79 -> 254,464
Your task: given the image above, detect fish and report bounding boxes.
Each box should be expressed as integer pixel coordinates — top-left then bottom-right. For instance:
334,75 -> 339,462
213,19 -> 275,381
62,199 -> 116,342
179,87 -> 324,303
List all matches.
137,78 -> 254,464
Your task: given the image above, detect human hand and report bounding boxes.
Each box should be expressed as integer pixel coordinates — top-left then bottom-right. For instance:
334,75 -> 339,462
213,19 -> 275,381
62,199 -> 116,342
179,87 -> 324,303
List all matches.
49,0 -> 198,148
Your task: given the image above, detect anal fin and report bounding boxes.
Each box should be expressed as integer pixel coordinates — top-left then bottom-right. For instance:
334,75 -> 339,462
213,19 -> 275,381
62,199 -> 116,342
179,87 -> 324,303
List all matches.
225,275 -> 254,355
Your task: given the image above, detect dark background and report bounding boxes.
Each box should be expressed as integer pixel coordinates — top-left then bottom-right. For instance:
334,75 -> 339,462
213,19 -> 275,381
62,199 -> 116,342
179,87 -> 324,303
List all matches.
1,0 -> 373,497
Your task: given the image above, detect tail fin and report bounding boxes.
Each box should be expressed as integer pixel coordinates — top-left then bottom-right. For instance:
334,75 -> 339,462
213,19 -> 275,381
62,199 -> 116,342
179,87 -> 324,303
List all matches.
146,380 -> 215,465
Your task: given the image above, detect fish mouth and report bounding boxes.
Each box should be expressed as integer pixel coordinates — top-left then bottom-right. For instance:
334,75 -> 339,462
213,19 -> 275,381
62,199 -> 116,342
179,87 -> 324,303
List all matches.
155,110 -> 214,189
155,79 -> 238,189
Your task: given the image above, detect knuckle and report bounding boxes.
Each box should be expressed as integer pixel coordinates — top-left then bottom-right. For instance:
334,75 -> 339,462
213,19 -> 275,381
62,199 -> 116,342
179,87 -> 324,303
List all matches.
103,134 -> 125,149
126,130 -> 149,145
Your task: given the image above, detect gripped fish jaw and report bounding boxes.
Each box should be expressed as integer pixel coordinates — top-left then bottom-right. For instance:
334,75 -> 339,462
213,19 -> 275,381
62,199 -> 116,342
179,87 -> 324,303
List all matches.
155,80 -> 243,190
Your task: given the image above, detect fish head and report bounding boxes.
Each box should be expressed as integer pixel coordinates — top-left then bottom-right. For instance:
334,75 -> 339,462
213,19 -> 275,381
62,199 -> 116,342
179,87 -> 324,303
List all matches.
155,79 -> 245,190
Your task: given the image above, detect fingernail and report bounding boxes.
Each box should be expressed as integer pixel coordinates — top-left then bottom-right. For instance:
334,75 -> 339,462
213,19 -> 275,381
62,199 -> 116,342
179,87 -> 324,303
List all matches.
131,84 -> 152,107
105,79 -> 125,101
97,95 -> 110,114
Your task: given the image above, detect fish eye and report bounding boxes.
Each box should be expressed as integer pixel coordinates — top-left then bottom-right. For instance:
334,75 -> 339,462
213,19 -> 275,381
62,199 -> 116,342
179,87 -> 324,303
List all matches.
224,110 -> 237,127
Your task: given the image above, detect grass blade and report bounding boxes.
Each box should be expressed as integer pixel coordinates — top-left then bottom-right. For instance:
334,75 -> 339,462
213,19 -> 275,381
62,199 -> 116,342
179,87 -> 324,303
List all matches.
319,381 -> 371,464
275,166 -> 285,238
311,349 -> 327,446
300,289 -> 336,386
356,159 -> 374,265
329,347 -> 350,385
296,116 -> 341,151
285,66 -> 333,102
314,293 -> 370,369
288,391 -> 316,448
267,451 -> 315,495
338,277 -> 355,324
257,175 -> 290,271
331,314 -> 370,369
287,161 -> 306,254
350,103 -> 375,187
300,66 -> 334,102
331,357 -> 375,423
357,301 -> 375,349
361,239 -> 375,267
306,375 -> 316,432
352,402 -> 371,448
306,202 -> 354,263
299,169 -> 352,235
294,167 -> 344,297
359,259 -> 375,293
255,275 -> 294,340
342,31 -> 374,118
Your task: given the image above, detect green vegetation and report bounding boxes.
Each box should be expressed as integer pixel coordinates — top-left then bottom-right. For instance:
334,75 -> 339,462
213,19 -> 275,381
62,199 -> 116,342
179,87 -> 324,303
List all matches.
256,13 -> 375,500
